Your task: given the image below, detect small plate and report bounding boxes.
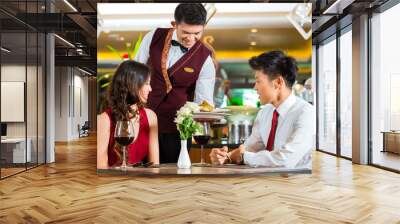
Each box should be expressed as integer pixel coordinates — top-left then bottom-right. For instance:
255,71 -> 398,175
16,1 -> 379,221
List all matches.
213,108 -> 230,113
193,115 -> 224,121
194,112 -> 230,116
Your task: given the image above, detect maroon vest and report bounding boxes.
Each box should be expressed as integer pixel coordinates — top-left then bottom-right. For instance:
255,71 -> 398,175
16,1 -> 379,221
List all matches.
147,28 -> 211,133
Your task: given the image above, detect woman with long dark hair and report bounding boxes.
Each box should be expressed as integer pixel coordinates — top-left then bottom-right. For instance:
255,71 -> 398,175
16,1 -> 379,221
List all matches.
97,60 -> 159,169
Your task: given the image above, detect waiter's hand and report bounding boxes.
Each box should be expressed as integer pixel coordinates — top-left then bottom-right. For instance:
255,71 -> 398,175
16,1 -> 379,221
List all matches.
209,146 -> 228,165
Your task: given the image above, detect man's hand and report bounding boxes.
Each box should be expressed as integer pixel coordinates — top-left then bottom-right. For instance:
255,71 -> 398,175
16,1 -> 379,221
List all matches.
209,146 -> 228,165
229,146 -> 245,164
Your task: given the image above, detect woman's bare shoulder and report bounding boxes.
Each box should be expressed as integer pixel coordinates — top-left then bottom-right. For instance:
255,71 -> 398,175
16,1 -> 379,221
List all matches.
98,112 -> 110,126
98,112 -> 109,119
144,108 -> 157,125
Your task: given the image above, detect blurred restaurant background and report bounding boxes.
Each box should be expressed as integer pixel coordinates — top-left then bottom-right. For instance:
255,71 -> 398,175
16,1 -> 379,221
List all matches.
96,3 -> 313,112
97,3 -> 313,154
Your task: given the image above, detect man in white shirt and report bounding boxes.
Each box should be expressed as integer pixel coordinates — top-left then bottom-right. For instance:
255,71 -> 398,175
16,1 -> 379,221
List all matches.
135,3 -> 215,163
209,51 -> 315,168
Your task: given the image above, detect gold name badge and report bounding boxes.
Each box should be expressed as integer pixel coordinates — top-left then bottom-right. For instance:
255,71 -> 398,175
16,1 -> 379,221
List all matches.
184,67 -> 194,73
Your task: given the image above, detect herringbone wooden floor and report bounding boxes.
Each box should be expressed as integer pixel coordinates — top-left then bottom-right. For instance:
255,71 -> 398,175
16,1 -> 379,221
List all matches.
1,135 -> 400,224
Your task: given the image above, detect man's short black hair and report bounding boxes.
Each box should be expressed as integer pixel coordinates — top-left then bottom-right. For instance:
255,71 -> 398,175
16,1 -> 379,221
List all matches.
249,50 -> 298,88
174,3 -> 207,25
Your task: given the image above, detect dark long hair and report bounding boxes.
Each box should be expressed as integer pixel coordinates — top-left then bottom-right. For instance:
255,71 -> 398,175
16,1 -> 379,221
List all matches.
107,60 -> 150,122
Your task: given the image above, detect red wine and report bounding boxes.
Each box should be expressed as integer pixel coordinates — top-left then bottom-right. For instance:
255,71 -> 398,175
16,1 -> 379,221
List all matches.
194,135 -> 211,145
115,136 -> 134,146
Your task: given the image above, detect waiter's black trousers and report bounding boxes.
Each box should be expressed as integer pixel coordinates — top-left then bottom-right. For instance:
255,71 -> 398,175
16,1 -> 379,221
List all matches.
159,132 -> 191,164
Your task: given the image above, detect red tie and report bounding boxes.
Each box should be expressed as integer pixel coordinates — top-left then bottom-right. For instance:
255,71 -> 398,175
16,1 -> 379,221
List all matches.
266,110 -> 279,151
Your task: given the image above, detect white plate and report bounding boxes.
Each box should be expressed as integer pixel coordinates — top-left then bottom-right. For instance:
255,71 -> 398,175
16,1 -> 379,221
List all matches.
213,108 -> 230,113
194,112 -> 230,116
193,114 -> 225,121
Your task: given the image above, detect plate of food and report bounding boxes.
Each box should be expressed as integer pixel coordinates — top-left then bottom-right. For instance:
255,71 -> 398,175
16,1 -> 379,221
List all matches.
197,100 -> 230,115
199,100 -> 214,112
193,101 -> 229,121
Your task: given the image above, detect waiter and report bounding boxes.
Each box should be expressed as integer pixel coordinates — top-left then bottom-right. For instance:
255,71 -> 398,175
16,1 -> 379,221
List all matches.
134,3 -> 215,163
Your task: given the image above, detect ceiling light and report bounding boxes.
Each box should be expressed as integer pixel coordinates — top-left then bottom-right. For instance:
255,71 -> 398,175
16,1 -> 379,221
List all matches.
54,34 -> 75,48
323,0 -> 354,15
250,41 -> 256,46
78,67 -> 93,76
1,47 -> 11,53
294,4 -> 312,26
63,0 -> 78,12
251,28 -> 258,33
99,3 -> 295,15
203,3 -> 217,25
214,3 -> 295,13
287,3 -> 312,40
97,3 -> 298,31
100,17 -> 291,31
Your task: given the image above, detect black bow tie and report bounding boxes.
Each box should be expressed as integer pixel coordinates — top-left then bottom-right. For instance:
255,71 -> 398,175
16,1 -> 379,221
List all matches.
171,40 -> 189,53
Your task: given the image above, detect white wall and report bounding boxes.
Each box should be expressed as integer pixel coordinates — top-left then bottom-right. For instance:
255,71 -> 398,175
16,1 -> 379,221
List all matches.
72,73 -> 89,138
55,66 -> 69,141
1,64 -> 46,164
54,67 -> 89,141
1,65 -> 27,138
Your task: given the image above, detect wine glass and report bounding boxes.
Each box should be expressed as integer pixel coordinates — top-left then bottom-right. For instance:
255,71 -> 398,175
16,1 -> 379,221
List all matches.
114,120 -> 135,171
193,121 -> 211,167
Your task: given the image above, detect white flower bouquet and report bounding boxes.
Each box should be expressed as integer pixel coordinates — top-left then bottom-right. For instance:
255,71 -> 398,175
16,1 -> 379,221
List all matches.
174,102 -> 202,140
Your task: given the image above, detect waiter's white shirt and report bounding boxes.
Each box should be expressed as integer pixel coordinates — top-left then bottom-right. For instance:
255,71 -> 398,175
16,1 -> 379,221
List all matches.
243,94 -> 315,168
134,29 -> 215,105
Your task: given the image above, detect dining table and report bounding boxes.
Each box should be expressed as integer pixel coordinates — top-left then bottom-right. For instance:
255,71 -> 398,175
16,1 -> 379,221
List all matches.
97,163 -> 311,177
